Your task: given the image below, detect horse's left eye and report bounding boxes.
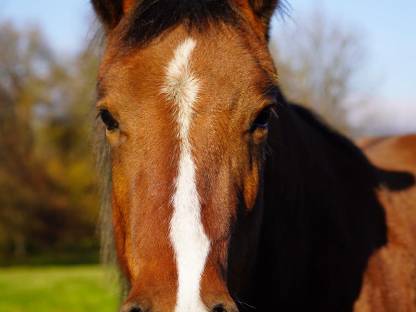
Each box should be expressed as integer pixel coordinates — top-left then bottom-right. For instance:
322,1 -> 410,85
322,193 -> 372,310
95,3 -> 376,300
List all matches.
251,107 -> 272,131
99,109 -> 119,131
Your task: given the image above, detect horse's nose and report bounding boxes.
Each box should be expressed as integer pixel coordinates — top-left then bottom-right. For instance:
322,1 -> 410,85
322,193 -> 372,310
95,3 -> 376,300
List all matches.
120,302 -> 145,312
120,300 -> 239,312
210,302 -> 239,312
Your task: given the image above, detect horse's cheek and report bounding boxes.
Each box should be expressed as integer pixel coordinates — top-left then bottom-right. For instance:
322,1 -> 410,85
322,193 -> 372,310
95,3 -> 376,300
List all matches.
243,164 -> 260,211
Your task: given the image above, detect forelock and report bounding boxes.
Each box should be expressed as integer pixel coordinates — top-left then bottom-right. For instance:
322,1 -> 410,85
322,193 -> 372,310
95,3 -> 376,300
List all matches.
122,0 -> 239,47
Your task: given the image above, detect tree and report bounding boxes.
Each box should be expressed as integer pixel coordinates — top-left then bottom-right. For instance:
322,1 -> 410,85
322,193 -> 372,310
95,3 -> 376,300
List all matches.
0,21 -> 100,262
270,10 -> 368,136
0,21 -> 58,257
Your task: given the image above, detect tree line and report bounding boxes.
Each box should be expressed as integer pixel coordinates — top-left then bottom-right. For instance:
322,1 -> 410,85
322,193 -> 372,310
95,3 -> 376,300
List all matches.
0,21 -> 100,263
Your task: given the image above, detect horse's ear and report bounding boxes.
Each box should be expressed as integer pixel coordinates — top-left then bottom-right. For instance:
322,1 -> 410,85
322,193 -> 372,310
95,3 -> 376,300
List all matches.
236,0 -> 279,38
249,0 -> 279,28
91,0 -> 136,31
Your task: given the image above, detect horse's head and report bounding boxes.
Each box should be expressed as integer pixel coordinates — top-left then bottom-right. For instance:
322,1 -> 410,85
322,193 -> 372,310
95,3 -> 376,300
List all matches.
92,1 -> 280,311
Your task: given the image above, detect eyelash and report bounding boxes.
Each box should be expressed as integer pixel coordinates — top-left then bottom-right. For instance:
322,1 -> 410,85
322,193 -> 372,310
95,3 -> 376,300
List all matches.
250,105 -> 276,132
98,109 -> 119,131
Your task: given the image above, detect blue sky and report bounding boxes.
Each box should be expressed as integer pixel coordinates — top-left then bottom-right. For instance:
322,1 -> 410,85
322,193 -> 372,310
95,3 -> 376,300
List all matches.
0,0 -> 91,52
1,0 -> 415,134
282,0 -> 416,104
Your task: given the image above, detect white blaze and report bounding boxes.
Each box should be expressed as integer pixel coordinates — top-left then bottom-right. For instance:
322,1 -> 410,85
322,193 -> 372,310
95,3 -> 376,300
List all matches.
163,38 -> 210,312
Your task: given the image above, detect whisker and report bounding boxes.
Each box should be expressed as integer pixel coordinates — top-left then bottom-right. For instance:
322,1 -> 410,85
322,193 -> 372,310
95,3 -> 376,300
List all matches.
235,298 -> 257,310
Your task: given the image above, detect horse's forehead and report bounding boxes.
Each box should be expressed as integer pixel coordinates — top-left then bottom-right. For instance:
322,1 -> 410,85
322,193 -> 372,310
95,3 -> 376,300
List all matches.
101,32 -> 272,136
102,26 -> 257,92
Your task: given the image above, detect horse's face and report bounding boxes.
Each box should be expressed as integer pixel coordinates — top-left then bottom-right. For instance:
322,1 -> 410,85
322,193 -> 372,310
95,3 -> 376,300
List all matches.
93,1 -> 279,311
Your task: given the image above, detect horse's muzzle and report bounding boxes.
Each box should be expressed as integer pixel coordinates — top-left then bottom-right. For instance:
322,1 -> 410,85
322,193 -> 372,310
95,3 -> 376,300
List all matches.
120,301 -> 238,312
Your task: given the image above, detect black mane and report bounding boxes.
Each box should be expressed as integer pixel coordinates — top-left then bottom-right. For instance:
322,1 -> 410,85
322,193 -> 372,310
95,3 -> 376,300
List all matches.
123,0 -> 238,46
248,101 -> 389,311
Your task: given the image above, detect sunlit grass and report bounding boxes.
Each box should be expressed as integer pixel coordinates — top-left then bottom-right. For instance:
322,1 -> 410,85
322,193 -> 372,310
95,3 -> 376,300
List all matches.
0,265 -> 120,312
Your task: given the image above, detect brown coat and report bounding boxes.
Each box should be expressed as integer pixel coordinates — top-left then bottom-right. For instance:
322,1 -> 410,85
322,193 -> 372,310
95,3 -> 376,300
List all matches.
357,135 -> 416,311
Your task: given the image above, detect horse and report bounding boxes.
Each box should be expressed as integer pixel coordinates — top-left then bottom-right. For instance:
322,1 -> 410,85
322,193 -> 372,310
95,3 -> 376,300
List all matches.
91,1 -> 416,311
355,135 -> 416,312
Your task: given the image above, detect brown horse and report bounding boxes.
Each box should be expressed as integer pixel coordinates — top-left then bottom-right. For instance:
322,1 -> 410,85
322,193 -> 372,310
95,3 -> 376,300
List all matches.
91,1 -> 416,311
355,135 -> 416,312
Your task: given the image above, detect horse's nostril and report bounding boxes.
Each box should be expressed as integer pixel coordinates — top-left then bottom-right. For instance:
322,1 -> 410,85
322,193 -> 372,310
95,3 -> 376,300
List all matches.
211,304 -> 227,312
120,303 -> 144,312
211,302 -> 239,312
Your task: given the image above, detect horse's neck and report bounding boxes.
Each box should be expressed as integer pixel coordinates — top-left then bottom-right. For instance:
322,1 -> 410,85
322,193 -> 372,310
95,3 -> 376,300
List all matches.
251,103 -> 387,310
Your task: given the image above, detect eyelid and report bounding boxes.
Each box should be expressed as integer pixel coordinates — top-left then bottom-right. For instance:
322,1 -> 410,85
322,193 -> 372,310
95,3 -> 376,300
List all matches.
253,102 -> 277,121
247,104 -> 273,133
96,100 -> 109,111
96,103 -> 121,120
263,84 -> 283,104
95,99 -> 113,112
98,108 -> 120,131
95,106 -> 108,121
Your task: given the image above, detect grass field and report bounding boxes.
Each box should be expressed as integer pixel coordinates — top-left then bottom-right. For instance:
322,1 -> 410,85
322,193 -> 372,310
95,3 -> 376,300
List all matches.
0,265 -> 120,312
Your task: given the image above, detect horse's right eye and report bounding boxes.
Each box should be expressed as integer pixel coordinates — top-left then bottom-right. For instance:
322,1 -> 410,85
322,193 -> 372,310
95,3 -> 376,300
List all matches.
99,109 -> 119,131
251,106 -> 273,132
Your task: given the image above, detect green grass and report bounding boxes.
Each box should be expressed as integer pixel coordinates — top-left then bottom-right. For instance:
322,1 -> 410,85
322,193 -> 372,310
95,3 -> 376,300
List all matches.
0,265 -> 120,312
